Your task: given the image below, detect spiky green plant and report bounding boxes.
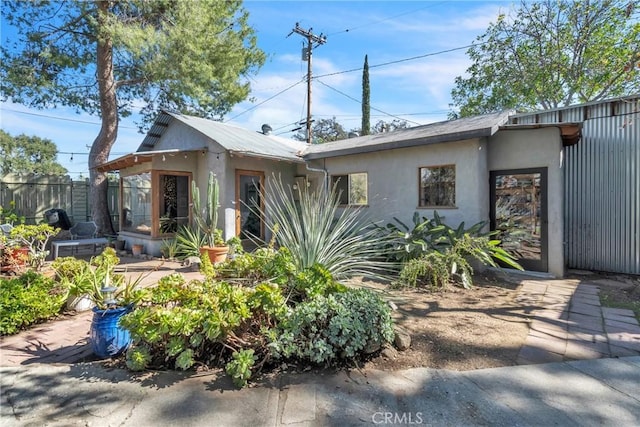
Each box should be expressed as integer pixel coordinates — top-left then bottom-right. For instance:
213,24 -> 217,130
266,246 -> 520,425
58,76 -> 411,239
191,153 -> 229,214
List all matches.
263,176 -> 393,281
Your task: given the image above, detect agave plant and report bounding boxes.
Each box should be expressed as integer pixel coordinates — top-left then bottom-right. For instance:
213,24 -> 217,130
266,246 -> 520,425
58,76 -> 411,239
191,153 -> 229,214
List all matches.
262,176 -> 394,281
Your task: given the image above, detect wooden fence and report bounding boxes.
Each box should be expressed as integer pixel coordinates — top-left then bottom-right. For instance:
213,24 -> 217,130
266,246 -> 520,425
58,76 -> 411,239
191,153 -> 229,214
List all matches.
0,174 -> 120,229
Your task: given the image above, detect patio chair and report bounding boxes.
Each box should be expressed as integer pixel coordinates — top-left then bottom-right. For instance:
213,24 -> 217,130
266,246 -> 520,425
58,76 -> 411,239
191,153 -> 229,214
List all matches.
52,221 -> 107,259
69,221 -> 98,239
0,223 -> 13,237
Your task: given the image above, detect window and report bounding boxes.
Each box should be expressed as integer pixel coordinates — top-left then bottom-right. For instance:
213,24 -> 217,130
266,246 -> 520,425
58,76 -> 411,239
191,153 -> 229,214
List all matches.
419,165 -> 455,207
121,171 -> 191,236
331,172 -> 368,205
121,173 -> 152,235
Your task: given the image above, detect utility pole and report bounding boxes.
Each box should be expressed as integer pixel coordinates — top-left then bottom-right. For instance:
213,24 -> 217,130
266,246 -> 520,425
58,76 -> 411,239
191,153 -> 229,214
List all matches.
290,23 -> 326,144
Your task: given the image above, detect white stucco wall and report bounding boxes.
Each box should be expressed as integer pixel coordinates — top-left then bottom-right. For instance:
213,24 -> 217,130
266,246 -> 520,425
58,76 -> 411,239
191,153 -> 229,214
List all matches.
487,127 -> 565,277
320,138 -> 489,230
154,121 -> 211,151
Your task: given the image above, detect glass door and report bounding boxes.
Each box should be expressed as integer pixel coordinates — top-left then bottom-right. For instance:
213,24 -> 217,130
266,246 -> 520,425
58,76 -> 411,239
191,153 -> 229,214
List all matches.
490,168 -> 548,272
235,170 -> 264,240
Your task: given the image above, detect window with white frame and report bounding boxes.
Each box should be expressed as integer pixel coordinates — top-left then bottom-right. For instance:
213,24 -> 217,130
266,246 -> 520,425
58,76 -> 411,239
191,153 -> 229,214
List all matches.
419,165 -> 455,207
331,172 -> 368,205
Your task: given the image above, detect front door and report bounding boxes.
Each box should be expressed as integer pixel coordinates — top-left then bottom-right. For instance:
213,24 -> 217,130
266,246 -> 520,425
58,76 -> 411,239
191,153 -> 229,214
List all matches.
490,168 -> 548,272
235,170 -> 264,240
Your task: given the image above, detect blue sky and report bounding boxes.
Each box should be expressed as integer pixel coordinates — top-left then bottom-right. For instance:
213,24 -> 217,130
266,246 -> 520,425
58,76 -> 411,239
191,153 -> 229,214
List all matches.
0,1 -> 515,178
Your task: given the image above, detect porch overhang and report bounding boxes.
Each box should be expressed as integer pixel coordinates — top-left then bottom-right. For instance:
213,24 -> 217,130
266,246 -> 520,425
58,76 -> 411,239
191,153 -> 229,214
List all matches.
95,148 -> 207,173
499,122 -> 583,146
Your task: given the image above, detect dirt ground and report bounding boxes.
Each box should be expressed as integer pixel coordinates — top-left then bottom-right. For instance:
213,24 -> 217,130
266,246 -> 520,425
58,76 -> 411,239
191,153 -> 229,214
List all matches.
356,271 -> 640,372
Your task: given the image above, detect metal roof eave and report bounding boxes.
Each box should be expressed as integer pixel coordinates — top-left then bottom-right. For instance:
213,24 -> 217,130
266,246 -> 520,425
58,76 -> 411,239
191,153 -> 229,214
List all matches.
95,148 -> 207,173
228,150 -> 305,163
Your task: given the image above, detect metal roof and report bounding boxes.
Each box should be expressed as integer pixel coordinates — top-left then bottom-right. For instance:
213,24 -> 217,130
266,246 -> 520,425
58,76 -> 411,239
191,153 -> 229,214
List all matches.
139,110 -> 305,162
302,110 -> 513,160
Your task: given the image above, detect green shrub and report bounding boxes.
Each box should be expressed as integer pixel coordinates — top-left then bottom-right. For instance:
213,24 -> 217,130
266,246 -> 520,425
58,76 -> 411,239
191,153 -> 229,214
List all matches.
217,246 -> 297,287
380,211 -> 523,288
399,250 -> 472,289
120,275 -> 270,372
225,349 -> 257,388
51,256 -> 87,281
397,233 -> 522,289
269,288 -> 394,364
0,272 -> 66,335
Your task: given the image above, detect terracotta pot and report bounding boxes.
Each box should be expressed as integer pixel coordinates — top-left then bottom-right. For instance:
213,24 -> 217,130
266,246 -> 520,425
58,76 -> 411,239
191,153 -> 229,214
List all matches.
131,244 -> 143,256
199,246 -> 229,264
1,247 -> 29,272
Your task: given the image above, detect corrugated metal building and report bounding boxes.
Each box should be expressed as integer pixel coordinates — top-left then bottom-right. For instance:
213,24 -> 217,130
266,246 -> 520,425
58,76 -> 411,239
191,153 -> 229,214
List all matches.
510,95 -> 640,275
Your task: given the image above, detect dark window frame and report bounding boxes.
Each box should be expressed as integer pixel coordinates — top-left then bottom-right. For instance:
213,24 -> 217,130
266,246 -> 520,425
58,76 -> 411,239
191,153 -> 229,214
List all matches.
419,164 -> 456,208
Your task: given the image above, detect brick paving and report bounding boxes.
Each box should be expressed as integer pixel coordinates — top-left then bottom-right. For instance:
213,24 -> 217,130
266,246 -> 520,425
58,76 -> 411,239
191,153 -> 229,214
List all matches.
0,257 -> 204,367
517,278 -> 640,364
2,262 -> 639,367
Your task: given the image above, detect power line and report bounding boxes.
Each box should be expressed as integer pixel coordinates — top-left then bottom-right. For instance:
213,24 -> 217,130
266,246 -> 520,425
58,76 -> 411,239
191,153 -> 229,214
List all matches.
224,78 -> 305,122
315,43 -> 477,79
1,108 -> 138,129
326,2 -> 448,36
316,79 -> 422,126
226,42 -> 480,123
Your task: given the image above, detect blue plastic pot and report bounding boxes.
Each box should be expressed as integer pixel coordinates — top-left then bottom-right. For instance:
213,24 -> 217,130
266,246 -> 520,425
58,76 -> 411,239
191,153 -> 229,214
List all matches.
90,305 -> 133,358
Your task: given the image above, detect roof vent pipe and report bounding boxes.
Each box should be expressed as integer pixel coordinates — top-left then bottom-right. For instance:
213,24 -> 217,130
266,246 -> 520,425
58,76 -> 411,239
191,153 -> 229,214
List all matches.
261,124 -> 272,135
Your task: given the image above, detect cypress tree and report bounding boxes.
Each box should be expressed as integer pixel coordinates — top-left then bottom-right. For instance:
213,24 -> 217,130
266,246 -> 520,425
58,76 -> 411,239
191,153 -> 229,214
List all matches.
361,55 -> 370,136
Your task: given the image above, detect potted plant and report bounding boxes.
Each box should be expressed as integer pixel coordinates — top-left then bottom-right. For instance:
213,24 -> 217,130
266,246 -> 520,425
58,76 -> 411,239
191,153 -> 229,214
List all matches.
192,172 -> 229,264
85,247 -> 147,358
1,224 -> 57,274
52,256 -> 94,311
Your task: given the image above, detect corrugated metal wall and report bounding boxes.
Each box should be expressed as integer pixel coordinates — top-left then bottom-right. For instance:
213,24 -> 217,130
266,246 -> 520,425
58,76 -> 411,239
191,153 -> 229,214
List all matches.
511,96 -> 640,274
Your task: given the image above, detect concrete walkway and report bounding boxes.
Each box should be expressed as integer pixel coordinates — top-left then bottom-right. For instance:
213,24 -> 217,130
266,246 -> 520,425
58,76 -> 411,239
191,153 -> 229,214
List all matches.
1,357 -> 639,426
1,262 -> 640,426
516,279 -> 640,364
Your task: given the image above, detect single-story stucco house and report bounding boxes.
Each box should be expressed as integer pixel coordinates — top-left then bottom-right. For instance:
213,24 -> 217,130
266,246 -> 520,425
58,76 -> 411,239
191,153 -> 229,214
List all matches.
100,109 -> 582,278
98,111 -> 313,256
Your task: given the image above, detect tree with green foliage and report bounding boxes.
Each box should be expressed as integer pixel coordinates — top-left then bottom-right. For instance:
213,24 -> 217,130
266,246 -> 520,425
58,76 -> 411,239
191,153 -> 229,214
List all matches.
293,117 -> 348,144
361,55 -> 370,136
0,130 -> 67,175
372,119 -> 409,134
450,0 -> 640,117
1,0 -> 265,234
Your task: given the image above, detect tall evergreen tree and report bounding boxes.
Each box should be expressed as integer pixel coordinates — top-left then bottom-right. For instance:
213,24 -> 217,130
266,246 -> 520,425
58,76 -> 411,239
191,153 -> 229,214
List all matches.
1,1 -> 265,234
361,55 -> 370,136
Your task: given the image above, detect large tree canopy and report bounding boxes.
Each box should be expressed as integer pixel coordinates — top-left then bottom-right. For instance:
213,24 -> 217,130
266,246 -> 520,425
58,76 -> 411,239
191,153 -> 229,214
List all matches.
450,0 -> 640,117
294,117 -> 349,144
0,130 -> 67,175
1,0 -> 265,234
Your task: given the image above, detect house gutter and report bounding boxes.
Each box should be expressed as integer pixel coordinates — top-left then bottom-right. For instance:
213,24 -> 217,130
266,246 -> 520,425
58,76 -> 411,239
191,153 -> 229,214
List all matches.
305,161 -> 328,193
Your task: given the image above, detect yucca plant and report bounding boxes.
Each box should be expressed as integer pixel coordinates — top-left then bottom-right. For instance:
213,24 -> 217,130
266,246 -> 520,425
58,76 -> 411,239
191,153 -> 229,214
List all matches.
262,176 -> 394,281
175,224 -> 206,258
